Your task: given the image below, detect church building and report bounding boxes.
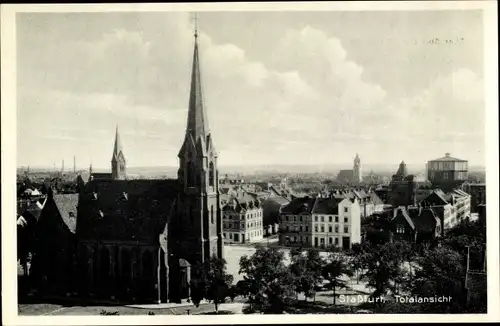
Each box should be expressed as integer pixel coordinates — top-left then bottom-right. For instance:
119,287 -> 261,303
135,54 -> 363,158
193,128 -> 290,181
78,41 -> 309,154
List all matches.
34,28 -> 223,303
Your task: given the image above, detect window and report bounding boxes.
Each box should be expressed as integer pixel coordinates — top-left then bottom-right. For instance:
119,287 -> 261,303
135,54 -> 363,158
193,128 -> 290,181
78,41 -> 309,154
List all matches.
300,226 -> 303,232
286,216 -> 289,221
321,216 -> 324,222
314,226 -> 318,232
396,224 -> 405,234
335,216 -> 339,223
209,162 -> 215,186
300,216 -> 303,222
314,216 -> 318,222
329,216 -> 332,222
344,207 -> 348,213
328,226 -> 332,233
335,238 -> 339,245
305,226 -> 309,232
320,225 -> 325,232
329,237 -> 333,244
211,205 -> 214,224
344,217 -> 348,223
344,226 -> 349,234
335,226 -> 339,233
286,226 -> 290,232
187,161 -> 195,186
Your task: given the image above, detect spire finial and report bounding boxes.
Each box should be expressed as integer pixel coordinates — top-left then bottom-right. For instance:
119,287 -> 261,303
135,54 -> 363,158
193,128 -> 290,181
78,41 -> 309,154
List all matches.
192,12 -> 199,39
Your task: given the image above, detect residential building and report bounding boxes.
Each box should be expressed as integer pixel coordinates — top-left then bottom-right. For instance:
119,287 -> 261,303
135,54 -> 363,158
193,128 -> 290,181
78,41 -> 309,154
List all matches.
222,193 -> 263,243
420,188 -> 471,235
462,182 -> 486,213
279,196 -> 361,250
389,206 -> 441,244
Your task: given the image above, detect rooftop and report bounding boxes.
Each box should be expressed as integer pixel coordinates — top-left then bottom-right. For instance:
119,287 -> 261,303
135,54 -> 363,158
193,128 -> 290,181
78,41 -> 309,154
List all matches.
430,153 -> 467,162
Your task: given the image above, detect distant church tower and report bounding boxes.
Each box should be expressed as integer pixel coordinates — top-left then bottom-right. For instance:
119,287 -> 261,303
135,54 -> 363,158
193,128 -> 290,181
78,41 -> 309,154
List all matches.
175,26 -> 223,265
111,126 -> 126,180
353,153 -> 362,183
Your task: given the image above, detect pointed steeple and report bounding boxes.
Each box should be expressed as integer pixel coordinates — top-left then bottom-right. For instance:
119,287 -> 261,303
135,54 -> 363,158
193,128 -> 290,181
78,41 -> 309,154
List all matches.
112,125 -> 125,162
111,125 -> 126,180
185,27 -> 209,146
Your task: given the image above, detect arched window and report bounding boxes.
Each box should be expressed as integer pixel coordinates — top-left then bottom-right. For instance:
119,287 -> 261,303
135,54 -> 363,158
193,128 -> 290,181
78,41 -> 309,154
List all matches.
186,161 -> 195,186
209,162 -> 215,187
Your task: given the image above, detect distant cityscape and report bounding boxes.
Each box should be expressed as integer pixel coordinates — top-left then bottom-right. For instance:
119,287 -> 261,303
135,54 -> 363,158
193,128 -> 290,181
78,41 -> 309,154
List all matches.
14,9 -> 487,318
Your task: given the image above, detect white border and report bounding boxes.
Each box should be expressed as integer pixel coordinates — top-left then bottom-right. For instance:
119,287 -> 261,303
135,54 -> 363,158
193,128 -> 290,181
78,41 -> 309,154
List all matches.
2,2 -> 499,325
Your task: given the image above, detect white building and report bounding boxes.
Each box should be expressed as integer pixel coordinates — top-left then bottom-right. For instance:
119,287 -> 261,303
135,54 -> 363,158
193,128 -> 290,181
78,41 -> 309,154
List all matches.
279,196 -> 362,250
222,192 -> 264,243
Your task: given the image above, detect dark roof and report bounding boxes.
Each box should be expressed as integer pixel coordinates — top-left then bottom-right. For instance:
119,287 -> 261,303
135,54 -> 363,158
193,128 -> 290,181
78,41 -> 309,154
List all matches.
392,207 -> 415,230
53,194 -> 79,233
430,153 -> 467,162
311,197 -> 344,215
337,170 -> 354,182
222,193 -> 261,212
411,208 -> 440,233
422,189 -> 451,206
281,197 -> 316,214
90,173 -> 112,180
77,179 -> 178,241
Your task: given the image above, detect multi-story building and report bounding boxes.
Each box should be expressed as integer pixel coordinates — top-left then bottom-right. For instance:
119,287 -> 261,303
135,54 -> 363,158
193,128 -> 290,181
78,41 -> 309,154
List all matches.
389,161 -> 416,208
420,188 -> 471,234
222,193 -> 264,243
427,153 -> 468,191
279,196 -> 361,250
462,182 -> 486,213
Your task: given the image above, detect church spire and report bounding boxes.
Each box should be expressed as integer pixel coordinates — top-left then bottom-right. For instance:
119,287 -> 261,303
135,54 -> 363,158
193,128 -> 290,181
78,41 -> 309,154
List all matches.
185,17 -> 209,145
112,125 -> 124,161
111,125 -> 126,180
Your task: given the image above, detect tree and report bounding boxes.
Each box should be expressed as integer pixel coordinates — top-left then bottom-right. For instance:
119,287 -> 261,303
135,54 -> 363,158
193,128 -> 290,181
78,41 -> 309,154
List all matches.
322,254 -> 353,305
358,241 -> 408,300
190,256 -> 234,312
239,247 -> 294,314
409,245 -> 465,313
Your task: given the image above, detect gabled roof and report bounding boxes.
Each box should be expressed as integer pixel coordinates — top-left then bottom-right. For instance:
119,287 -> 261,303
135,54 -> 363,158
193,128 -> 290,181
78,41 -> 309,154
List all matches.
369,192 -> 384,205
281,197 -> 316,214
53,194 -> 79,233
311,197 -> 344,215
392,207 -> 415,230
411,208 -> 440,233
422,189 -> 451,206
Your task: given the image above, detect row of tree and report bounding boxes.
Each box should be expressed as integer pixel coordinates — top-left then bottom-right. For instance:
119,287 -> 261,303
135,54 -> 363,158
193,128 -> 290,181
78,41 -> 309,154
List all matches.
189,218 -> 486,314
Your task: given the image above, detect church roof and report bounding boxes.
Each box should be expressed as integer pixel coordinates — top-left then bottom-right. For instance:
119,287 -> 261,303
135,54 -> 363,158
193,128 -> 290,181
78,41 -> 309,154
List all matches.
52,194 -> 79,234
77,179 -> 178,241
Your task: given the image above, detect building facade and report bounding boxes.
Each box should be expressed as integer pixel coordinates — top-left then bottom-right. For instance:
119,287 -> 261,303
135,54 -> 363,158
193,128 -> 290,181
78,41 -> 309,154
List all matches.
427,153 -> 468,190
389,161 -> 416,208
462,182 -> 486,213
222,193 -> 264,243
279,196 -> 361,250
420,188 -> 471,234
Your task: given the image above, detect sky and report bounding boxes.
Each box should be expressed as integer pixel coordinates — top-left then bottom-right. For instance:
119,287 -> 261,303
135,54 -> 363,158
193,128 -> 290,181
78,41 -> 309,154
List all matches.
16,10 -> 485,170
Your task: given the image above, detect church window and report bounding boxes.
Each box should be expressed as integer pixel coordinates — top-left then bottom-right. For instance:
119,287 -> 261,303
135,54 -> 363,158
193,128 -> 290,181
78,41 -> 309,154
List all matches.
209,162 -> 215,187
187,161 -> 195,186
